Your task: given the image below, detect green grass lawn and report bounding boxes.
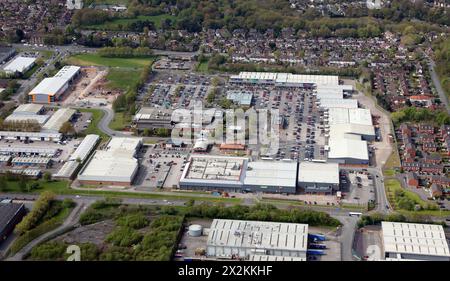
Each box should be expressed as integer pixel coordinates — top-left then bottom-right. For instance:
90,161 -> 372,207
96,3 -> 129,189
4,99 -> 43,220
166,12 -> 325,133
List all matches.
196,59 -> 209,73
85,14 -> 177,30
385,179 -> 440,212
2,178 -> 242,204
66,53 -> 154,68
384,149 -> 401,170
106,68 -> 142,91
109,111 -> 131,130
77,108 -> 109,140
383,169 -> 396,177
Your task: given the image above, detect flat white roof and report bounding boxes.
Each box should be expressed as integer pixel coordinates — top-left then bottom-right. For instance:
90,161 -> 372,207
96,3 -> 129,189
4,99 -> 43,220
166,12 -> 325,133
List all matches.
207,219 -> 308,252
78,151 -> 139,183
42,108 -> 76,132
330,123 -> 375,138
328,107 -> 372,126
230,72 -> 339,87
78,137 -> 142,183
13,104 -> 44,115
53,160 -> 79,179
319,98 -> 358,109
29,77 -> 68,96
54,65 -> 80,80
3,56 -> 36,73
298,162 -> 339,184
382,221 -> 450,259
5,114 -> 49,125
69,134 -> 99,162
244,161 -> 297,188
328,138 -> 369,161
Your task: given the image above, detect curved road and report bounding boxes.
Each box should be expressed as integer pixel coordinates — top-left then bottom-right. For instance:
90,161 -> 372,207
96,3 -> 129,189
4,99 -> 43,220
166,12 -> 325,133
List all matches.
6,201 -> 89,261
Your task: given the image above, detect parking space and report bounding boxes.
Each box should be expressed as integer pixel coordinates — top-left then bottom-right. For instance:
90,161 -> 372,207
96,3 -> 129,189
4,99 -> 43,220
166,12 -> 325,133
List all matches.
134,144 -> 189,190
0,137 -> 82,175
340,170 -> 376,205
354,225 -> 383,261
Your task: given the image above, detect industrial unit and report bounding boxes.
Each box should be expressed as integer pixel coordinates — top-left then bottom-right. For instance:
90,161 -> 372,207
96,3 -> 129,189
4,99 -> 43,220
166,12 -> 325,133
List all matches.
382,221 -> 450,261
179,155 -> 340,194
77,137 -> 142,186
3,56 -> 36,74
179,155 -> 299,193
28,65 -> 80,103
54,134 -> 99,180
297,162 -> 340,194
226,90 -> 253,106
4,104 -> 48,125
0,202 -> 26,244
42,108 -> 76,132
0,131 -> 62,142
206,219 -> 308,259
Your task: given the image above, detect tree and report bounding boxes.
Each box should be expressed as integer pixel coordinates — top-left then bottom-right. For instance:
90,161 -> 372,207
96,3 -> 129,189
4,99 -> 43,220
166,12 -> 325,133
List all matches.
59,121 -> 75,135
43,172 -> 52,182
18,176 -> 27,192
0,176 -> 8,192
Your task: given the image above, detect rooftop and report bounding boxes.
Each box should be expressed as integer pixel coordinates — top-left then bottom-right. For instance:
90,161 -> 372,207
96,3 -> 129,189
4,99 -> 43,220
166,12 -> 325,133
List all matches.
42,108 -> 76,132
298,162 -> 339,184
382,221 -> 450,259
244,161 -> 297,188
3,56 -> 36,73
207,219 -> 308,252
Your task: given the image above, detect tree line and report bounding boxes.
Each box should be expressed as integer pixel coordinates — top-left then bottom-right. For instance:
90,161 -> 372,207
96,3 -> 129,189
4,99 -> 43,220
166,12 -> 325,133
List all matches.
98,47 -> 154,58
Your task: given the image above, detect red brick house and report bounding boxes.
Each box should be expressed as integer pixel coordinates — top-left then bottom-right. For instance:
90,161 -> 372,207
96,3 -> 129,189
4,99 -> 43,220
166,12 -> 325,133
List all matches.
423,153 -> 441,165
418,124 -> 434,134
422,142 -> 437,153
402,162 -> 420,172
420,163 -> 443,174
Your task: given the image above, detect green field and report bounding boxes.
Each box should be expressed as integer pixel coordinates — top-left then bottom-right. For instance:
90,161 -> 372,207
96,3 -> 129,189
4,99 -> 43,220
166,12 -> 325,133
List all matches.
2,178 -> 242,204
106,68 -> 142,91
109,111 -> 131,130
85,14 -> 177,30
196,59 -> 209,73
66,53 -> 154,68
385,179 -> 440,213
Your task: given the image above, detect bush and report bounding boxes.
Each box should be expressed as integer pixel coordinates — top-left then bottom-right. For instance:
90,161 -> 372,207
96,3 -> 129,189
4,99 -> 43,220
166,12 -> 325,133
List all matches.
106,227 -> 143,247
116,213 -> 149,229
30,241 -> 66,261
15,191 -> 56,235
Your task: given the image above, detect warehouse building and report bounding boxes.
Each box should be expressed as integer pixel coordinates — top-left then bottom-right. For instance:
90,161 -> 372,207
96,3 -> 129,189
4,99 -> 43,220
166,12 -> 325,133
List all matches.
78,137 -> 142,186
12,104 -> 44,115
42,108 -> 76,132
226,90 -> 253,106
206,219 -> 308,259
297,162 -> 340,194
4,113 -> 49,126
179,155 -> 247,191
382,221 -> 450,261
0,202 -> 26,244
243,161 -> 297,194
179,155 -> 298,193
5,104 -> 47,125
230,72 -> 340,88
11,156 -> 51,168
318,98 -> 358,109
54,134 -> 99,180
0,131 -> 62,142
0,146 -> 57,157
28,66 -> 80,103
133,108 -> 174,130
3,56 -> 36,74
